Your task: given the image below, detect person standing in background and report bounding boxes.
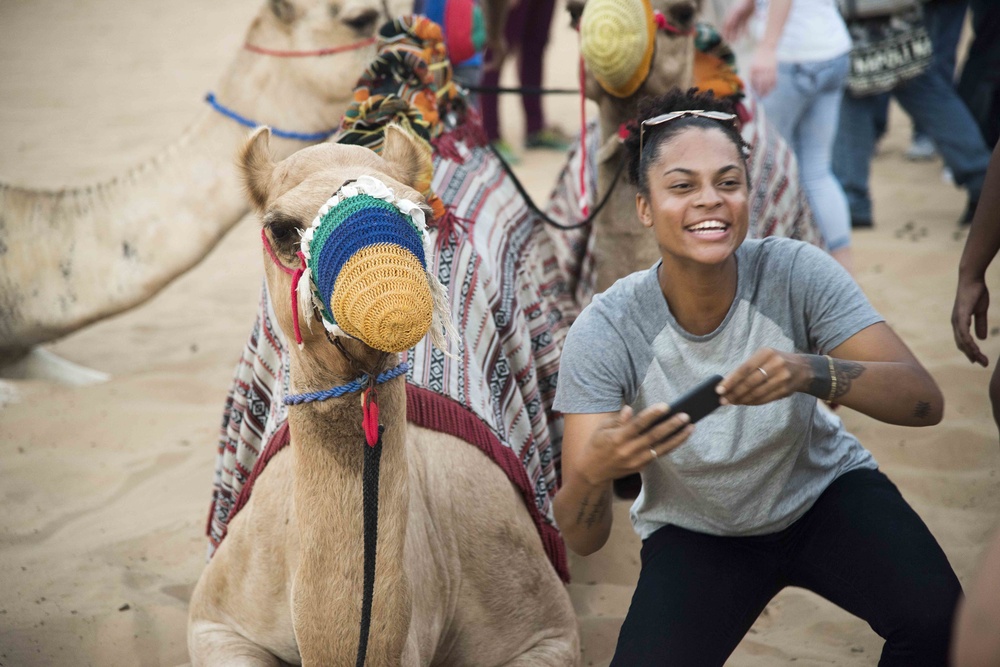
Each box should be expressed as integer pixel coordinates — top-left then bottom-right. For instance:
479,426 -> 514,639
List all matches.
478,0 -> 571,165
903,0 -> 969,162
723,0 -> 856,272
957,0 -> 1000,149
832,2 -> 990,229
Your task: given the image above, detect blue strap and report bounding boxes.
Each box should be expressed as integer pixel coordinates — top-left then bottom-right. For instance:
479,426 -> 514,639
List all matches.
205,93 -> 336,142
284,362 -> 411,405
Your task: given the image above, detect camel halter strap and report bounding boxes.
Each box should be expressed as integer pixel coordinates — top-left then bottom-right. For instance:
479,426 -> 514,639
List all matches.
207,93 -> 337,141
243,36 -> 377,58
207,32 -> 377,140
653,10 -> 696,36
262,228 -> 309,345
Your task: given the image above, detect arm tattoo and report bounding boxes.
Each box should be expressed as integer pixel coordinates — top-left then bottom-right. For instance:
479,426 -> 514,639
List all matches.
803,355 -> 866,400
805,355 -> 832,399
830,359 -> 865,400
913,401 -> 932,419
575,489 -> 610,529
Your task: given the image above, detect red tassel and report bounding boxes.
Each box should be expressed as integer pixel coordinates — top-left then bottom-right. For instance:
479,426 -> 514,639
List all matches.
362,388 -> 380,447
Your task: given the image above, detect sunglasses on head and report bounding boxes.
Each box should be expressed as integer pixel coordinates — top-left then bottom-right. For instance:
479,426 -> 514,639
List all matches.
639,110 -> 738,154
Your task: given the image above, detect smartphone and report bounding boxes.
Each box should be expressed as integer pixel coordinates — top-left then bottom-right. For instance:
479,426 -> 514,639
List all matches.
646,374 -> 724,432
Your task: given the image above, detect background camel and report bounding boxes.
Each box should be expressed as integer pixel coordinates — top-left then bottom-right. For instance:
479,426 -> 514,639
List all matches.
188,125 -> 578,665
0,0 -> 413,369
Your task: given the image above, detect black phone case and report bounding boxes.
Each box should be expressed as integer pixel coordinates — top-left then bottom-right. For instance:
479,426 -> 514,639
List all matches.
647,374 -> 724,429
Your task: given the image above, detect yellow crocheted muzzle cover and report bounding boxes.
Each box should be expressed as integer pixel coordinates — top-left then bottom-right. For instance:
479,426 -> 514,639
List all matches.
331,244 -> 433,353
580,0 -> 657,98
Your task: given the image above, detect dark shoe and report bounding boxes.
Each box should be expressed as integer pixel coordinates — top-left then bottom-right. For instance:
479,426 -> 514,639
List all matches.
525,127 -> 572,151
490,139 -> 521,165
961,198 -> 978,226
612,473 -> 642,500
851,216 -> 873,229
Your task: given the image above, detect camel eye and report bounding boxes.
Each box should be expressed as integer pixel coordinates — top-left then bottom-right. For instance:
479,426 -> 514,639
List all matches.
342,8 -> 379,32
268,221 -> 300,250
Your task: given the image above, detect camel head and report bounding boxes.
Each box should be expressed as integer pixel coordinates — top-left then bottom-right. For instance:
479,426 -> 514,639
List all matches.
234,0 -> 413,127
247,0 -> 413,47
574,0 -> 700,109
240,124 -> 448,376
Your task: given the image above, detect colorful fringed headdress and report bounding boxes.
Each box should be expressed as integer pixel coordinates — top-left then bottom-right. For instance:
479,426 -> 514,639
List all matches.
295,174 -> 451,353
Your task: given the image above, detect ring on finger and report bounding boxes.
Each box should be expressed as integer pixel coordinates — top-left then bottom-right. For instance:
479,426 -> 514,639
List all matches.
757,367 -> 768,379
650,448 -> 658,461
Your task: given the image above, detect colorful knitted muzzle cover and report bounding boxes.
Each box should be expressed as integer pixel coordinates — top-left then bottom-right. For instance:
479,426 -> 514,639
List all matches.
298,174 -> 434,353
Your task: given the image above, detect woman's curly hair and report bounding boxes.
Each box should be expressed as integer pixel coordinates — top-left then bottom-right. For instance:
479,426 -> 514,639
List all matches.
622,87 -> 751,194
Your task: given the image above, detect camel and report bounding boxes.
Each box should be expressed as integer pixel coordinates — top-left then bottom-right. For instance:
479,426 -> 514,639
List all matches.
556,0 -> 821,294
188,124 -> 579,665
0,0 -> 413,364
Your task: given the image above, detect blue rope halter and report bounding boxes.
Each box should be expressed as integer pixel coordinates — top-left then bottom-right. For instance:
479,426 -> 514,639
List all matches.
283,361 -> 410,405
205,93 -> 337,142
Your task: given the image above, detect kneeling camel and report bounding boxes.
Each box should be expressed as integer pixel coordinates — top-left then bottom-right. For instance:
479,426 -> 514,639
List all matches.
187,125 -> 579,665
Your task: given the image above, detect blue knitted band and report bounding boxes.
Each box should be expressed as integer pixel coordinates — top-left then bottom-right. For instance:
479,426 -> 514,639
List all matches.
311,207 -> 426,324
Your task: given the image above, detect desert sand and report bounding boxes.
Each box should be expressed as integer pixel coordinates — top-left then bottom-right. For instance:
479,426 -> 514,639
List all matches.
1,1 -> 998,666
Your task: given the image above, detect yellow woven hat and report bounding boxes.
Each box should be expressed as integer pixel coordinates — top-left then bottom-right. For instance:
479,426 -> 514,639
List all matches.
580,0 -> 657,98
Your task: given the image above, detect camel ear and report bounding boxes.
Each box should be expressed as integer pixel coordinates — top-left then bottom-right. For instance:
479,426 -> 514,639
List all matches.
380,124 -> 433,191
269,0 -> 296,23
240,127 -> 275,213
566,0 -> 586,30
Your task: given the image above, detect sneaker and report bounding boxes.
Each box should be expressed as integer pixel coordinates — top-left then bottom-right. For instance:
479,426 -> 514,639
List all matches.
490,139 -> 521,165
525,127 -> 572,151
905,135 -> 936,161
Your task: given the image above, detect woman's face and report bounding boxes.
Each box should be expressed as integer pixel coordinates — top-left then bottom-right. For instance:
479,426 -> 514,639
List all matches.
636,126 -> 750,268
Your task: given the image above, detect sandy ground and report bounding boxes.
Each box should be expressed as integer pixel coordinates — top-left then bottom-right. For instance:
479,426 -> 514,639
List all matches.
1,1 -> 999,665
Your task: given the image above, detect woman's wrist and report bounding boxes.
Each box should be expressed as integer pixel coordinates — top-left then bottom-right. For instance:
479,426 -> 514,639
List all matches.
802,354 -> 833,400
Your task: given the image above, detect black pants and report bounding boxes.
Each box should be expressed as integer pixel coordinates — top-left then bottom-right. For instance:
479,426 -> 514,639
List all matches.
611,469 -> 962,666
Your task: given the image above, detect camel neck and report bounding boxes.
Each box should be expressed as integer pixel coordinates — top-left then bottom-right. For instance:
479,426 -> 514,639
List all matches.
286,373 -> 412,663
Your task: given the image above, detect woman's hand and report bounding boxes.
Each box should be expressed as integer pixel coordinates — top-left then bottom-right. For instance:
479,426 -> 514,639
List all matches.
554,406 -> 693,556
717,348 -> 813,406
719,324 -> 944,425
750,48 -> 779,98
952,275 -> 990,367
577,405 -> 693,485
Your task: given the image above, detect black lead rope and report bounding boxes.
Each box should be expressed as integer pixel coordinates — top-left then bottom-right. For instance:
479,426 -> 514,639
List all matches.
355,423 -> 384,667
485,140 -> 625,231
464,84 -> 581,95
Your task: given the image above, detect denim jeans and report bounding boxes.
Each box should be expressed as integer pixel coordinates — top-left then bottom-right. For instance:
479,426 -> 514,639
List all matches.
912,0 -> 968,139
762,54 -> 853,251
833,57 -> 990,222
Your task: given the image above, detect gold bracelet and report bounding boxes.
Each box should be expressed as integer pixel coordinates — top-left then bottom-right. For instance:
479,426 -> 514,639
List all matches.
825,355 -> 837,403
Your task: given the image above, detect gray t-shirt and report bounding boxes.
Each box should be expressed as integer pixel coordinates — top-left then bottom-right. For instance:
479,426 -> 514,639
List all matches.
553,238 -> 882,539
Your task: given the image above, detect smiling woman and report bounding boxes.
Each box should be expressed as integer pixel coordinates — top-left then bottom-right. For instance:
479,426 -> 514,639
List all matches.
550,87 -> 961,666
